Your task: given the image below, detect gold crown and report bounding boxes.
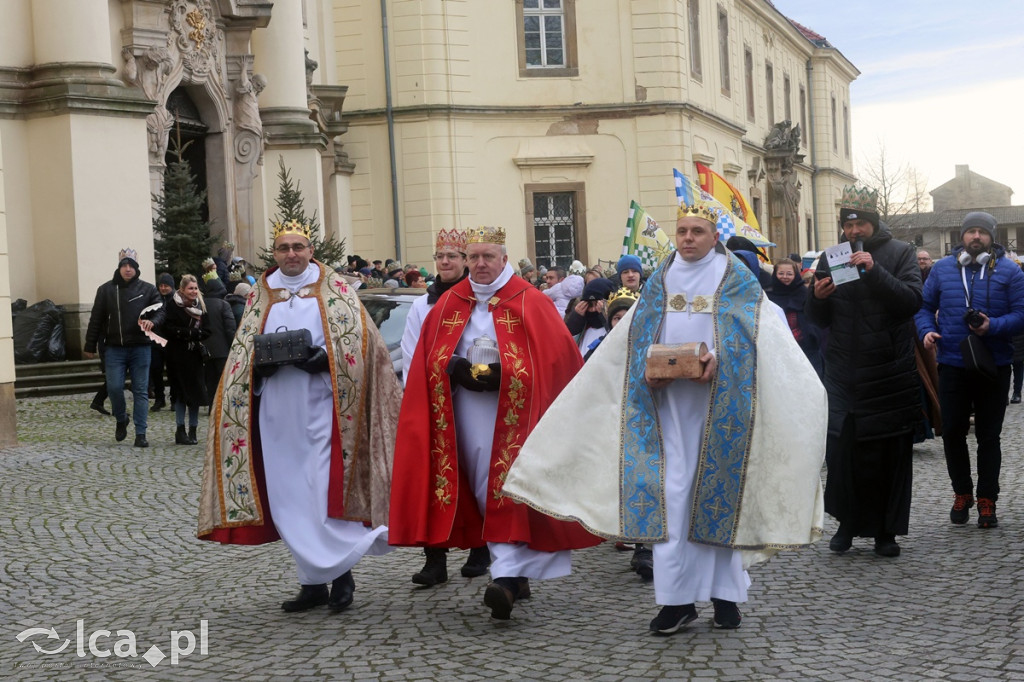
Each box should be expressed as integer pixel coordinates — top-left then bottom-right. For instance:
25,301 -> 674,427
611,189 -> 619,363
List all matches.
607,286 -> 639,311
466,226 -> 506,245
118,248 -> 138,263
677,201 -> 722,223
839,185 -> 878,213
272,219 -> 312,241
435,228 -> 468,253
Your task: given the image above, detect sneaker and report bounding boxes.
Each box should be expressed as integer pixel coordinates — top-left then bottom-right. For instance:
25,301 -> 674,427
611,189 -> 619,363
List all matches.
649,604 -> 697,634
1012,392 -> 1021,404
950,494 -> 974,525
828,524 -> 853,553
977,498 -> 998,528
711,599 -> 742,629
630,546 -> 654,581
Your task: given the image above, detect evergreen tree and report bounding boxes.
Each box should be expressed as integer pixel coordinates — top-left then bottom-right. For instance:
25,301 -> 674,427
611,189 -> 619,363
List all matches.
257,156 -> 346,271
152,133 -> 216,281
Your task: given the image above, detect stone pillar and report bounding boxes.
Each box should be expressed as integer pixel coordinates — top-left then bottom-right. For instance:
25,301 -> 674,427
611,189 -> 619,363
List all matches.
0,128 -> 16,447
251,3 -> 326,251
31,0 -> 111,64
17,0 -> 153,358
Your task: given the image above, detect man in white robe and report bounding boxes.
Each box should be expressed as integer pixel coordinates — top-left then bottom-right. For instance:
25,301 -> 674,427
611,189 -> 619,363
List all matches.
398,228 -> 491,586
198,220 -> 401,614
504,199 -> 827,634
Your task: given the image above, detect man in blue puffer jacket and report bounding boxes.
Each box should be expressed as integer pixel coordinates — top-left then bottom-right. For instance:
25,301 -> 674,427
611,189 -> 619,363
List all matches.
915,211 -> 1024,530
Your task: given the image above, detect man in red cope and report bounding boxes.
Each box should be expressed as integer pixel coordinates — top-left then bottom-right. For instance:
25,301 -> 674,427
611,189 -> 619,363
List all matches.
390,226 -> 601,620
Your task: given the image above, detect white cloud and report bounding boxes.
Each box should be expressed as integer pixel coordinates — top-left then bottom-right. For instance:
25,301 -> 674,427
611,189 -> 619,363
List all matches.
853,78 -> 1024,204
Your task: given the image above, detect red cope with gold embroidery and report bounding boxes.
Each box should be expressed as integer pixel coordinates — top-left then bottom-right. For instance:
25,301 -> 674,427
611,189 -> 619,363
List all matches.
389,275 -> 601,551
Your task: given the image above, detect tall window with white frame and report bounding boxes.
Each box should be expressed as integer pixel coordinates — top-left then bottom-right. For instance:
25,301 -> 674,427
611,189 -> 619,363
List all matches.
783,74 -> 792,122
843,103 -> 850,158
831,95 -> 838,152
518,0 -> 578,77
799,84 -> 807,147
744,47 -> 754,121
689,0 -> 702,81
533,192 -> 577,269
718,7 -> 729,96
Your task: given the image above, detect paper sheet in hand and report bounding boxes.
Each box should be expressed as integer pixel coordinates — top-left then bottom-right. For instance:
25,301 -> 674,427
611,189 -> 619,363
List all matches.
823,243 -> 860,286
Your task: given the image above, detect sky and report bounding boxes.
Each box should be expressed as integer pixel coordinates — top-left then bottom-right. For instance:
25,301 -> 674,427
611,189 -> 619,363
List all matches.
769,0 -> 1024,209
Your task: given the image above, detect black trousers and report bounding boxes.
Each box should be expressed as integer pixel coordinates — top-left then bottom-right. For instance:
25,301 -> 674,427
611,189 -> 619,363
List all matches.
938,364 -> 1011,501
825,415 -> 913,538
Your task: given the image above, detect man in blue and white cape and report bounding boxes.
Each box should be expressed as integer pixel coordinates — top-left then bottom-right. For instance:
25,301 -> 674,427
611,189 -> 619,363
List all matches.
504,196 -> 827,634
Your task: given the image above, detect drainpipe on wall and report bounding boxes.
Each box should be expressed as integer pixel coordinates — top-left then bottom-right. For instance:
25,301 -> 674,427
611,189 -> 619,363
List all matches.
381,0 -> 402,260
806,58 -> 820,251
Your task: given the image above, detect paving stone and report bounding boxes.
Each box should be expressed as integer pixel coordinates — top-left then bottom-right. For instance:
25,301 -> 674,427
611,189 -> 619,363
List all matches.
4,393 -> 1024,678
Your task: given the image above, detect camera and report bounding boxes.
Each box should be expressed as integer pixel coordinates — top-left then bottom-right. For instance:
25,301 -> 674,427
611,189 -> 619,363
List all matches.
964,308 -> 986,329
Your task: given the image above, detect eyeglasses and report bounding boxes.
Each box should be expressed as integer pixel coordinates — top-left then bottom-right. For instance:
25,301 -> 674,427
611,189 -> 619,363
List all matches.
274,243 -> 309,254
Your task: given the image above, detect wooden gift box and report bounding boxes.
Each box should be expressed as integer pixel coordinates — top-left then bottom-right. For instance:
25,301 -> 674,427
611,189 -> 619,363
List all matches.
645,342 -> 708,379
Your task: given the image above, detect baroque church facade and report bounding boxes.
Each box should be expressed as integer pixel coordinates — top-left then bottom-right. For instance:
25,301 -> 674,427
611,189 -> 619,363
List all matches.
0,0 -> 856,443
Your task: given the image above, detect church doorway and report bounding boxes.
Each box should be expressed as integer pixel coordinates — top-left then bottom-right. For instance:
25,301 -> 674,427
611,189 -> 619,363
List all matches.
165,87 -> 210,222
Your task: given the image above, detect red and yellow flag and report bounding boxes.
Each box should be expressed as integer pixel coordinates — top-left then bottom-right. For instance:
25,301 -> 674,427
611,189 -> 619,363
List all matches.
695,162 -> 760,232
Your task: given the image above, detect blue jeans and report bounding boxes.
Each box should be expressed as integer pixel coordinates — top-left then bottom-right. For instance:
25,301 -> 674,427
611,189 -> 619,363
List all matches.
104,345 -> 152,436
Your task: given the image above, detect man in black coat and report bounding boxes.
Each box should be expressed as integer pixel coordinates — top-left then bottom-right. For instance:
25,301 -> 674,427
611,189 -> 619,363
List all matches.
84,248 -> 165,448
805,186 -> 922,558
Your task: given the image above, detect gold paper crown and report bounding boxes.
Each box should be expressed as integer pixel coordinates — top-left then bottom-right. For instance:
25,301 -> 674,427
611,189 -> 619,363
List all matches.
435,228 -> 468,253
466,226 -> 506,245
118,248 -> 138,263
677,200 -> 722,223
607,286 -> 639,315
272,219 -> 312,241
839,185 -> 878,213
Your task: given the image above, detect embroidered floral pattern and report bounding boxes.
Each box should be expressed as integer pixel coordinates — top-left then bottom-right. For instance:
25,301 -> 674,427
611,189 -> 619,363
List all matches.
428,345 -> 453,506
492,341 -> 529,502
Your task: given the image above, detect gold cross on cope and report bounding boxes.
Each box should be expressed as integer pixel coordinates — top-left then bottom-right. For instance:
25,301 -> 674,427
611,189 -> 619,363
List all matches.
496,310 -> 521,334
441,311 -> 464,334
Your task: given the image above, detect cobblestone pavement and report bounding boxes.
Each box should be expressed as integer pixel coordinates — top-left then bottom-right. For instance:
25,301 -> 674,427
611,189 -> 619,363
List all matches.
2,393 -> 1024,680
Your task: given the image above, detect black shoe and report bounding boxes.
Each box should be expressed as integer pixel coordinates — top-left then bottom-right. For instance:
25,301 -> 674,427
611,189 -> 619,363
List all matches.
516,577 -> 531,600
412,548 -> 449,586
328,571 -> 354,612
150,400 -> 166,413
630,545 -> 654,581
188,426 -> 198,445
483,577 -> 518,620
950,493 -> 974,525
977,498 -> 998,528
115,419 -> 129,442
281,584 -> 328,612
90,401 -> 111,416
175,425 -> 189,445
461,546 -> 491,578
1012,393 -> 1021,404
874,535 -> 901,557
133,435 -> 149,448
711,599 -> 742,629
829,525 -> 853,553
649,604 -> 697,634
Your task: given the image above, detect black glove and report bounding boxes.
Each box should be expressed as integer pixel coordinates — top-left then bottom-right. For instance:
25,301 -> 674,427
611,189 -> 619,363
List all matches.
477,363 -> 502,392
253,362 -> 278,379
296,346 -> 329,374
448,356 -> 502,392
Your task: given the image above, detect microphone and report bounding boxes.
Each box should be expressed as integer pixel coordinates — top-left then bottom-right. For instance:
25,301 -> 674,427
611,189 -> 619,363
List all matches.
853,240 -> 866,275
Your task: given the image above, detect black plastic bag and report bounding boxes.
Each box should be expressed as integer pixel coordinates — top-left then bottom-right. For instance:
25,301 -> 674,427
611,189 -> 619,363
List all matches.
13,299 -> 66,364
